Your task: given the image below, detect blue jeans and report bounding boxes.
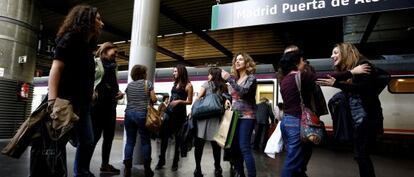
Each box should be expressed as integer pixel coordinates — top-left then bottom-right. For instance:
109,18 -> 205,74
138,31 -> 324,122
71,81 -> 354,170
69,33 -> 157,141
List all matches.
124,110 -> 151,161
74,104 -> 95,177
281,114 -> 312,177
232,119 -> 256,177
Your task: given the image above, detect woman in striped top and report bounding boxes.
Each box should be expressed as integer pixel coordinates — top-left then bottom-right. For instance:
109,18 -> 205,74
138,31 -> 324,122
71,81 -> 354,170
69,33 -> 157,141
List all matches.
123,64 -> 157,177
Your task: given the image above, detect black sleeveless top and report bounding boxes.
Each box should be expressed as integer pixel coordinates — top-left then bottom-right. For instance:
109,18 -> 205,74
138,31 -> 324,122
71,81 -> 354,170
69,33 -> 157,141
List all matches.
170,84 -> 188,118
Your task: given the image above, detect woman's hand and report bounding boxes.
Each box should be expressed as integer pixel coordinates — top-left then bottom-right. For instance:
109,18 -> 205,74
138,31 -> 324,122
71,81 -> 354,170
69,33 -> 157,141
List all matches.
169,100 -> 180,108
351,64 -> 371,75
316,75 -> 336,86
92,91 -> 98,100
115,91 -> 124,100
221,70 -> 230,80
224,100 -> 231,109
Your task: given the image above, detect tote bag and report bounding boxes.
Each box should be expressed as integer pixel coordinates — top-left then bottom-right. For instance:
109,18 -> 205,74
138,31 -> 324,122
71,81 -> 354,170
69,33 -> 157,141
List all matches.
214,108 -> 238,148
191,93 -> 224,120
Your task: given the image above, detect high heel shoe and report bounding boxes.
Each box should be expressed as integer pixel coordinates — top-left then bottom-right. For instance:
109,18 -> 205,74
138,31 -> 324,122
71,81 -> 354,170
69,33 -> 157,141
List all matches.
214,167 -> 223,177
193,169 -> 203,177
155,158 -> 165,170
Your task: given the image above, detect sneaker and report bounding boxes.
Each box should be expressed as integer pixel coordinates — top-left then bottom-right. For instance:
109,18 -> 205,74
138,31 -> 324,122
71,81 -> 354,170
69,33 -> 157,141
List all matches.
100,164 -> 120,174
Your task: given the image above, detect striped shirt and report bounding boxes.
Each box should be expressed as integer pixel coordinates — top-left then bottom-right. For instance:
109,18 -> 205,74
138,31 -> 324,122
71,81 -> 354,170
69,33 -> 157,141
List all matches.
125,79 -> 153,112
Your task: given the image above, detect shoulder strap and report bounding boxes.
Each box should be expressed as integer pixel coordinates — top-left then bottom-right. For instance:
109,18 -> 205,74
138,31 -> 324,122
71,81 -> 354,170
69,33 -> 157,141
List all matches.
294,72 -> 305,108
143,80 -> 147,91
144,80 -> 152,105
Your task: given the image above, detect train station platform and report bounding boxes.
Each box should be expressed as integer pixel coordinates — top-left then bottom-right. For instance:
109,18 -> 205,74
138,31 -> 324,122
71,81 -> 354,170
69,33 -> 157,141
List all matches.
1,136 -> 413,177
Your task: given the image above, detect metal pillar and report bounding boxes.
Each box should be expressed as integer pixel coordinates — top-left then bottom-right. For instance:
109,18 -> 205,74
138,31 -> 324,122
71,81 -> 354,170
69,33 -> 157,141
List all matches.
128,0 -> 160,82
0,0 -> 39,138
124,0 -> 160,166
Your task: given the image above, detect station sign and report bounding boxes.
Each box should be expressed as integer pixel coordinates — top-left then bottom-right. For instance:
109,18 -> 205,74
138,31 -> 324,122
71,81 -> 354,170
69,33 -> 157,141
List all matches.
211,0 -> 414,30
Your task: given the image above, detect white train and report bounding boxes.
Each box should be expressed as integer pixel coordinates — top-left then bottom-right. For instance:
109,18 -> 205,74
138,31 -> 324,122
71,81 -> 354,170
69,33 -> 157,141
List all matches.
32,55 -> 414,136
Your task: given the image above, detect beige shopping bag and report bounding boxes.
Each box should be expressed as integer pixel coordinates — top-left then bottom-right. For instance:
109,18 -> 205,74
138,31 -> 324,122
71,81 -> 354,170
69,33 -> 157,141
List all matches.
214,108 -> 234,148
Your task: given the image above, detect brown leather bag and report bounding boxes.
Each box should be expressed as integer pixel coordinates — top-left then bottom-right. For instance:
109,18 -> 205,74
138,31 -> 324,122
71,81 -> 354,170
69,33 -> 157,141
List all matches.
144,80 -> 161,132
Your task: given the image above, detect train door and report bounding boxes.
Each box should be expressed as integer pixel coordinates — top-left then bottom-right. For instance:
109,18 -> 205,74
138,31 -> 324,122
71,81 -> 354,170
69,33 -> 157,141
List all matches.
256,79 -> 277,109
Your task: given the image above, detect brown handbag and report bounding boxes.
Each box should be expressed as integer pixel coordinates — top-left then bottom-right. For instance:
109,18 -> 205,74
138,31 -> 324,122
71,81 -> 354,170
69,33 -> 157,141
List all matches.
144,80 -> 161,132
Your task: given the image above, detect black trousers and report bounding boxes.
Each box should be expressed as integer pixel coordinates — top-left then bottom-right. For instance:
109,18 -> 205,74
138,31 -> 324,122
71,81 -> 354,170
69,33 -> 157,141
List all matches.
91,101 -> 117,165
354,122 -> 377,177
253,123 -> 269,150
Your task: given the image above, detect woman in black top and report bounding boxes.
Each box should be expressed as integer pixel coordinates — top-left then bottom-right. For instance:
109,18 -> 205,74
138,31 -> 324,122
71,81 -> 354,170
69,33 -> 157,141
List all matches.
90,42 -> 124,174
156,64 -> 193,171
47,5 -> 104,177
317,43 -> 386,177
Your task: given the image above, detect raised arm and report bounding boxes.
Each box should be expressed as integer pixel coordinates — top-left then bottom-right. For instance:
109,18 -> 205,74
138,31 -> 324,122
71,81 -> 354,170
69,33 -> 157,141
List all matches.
226,76 -> 257,97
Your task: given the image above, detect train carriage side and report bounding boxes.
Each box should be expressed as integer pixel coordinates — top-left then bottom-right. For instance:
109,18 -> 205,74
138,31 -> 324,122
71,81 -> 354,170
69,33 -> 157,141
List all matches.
32,56 -> 414,137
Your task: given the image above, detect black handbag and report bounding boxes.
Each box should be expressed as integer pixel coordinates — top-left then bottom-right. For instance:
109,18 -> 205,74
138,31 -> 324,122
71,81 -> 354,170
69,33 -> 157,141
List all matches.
191,93 -> 224,120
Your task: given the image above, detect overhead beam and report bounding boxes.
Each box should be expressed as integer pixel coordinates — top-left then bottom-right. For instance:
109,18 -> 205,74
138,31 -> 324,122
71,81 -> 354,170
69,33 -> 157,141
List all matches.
360,13 -> 380,44
160,5 -> 233,59
40,2 -> 189,64
103,24 -> 131,41
156,46 -> 194,66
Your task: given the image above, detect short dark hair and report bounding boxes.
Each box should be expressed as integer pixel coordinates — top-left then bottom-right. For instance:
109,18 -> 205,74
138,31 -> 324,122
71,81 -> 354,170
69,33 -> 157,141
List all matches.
279,51 -> 303,76
130,64 -> 147,81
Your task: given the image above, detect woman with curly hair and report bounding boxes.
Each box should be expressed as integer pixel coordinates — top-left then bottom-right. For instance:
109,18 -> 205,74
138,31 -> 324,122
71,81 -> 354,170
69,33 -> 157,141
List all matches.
221,52 -> 257,177
47,4 -> 104,177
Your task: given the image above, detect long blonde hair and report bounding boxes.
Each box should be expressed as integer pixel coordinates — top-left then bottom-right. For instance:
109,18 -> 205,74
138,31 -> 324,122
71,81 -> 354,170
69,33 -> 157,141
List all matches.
231,52 -> 256,78
334,43 -> 363,72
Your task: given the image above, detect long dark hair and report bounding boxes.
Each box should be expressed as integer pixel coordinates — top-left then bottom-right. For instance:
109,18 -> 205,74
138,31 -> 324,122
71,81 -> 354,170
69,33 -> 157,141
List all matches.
279,51 -> 303,77
56,5 -> 99,43
174,64 -> 189,90
209,67 -> 227,93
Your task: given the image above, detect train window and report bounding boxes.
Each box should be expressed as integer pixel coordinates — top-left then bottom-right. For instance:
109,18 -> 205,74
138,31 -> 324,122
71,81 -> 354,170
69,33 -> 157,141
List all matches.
388,77 -> 414,93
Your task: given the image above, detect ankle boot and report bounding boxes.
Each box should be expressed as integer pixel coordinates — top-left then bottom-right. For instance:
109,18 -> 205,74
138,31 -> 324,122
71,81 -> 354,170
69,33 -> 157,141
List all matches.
144,160 -> 154,177
155,156 -> 165,170
171,153 -> 179,171
214,167 -> 223,177
194,168 -> 203,177
123,159 -> 132,177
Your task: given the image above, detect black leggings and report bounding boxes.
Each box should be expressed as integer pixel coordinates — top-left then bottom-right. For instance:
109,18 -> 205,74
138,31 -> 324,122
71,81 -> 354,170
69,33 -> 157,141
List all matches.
194,137 -> 221,171
159,112 -> 185,164
91,102 -> 117,165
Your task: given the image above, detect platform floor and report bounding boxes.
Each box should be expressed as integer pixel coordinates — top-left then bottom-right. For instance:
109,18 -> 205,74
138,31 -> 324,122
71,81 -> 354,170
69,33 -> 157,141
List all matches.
1,137 -> 413,177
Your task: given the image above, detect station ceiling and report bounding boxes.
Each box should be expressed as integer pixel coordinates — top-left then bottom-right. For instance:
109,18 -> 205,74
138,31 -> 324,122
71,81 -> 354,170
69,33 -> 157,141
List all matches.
35,0 -> 414,73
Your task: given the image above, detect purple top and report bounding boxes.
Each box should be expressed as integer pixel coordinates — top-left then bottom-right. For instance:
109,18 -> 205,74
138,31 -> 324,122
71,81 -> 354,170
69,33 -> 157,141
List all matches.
281,71 -> 352,118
